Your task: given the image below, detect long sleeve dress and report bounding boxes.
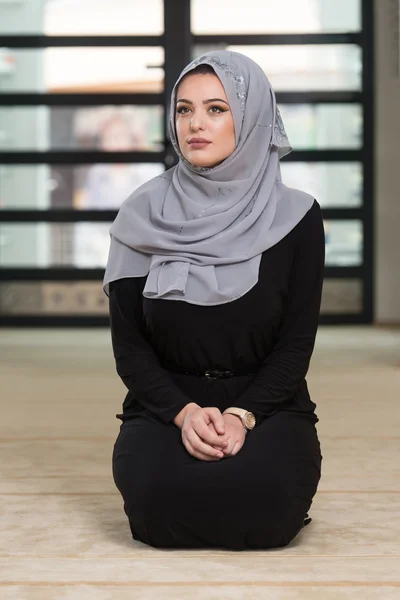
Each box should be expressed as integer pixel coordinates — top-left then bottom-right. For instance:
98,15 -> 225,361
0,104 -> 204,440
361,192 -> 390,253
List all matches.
110,199 -> 325,550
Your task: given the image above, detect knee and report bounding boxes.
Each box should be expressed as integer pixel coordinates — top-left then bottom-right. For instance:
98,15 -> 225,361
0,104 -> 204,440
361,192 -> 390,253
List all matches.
244,517 -> 304,549
113,452 -> 171,513
118,473 -> 173,520
123,487 -> 174,548
245,500 -> 307,549
279,512 -> 306,547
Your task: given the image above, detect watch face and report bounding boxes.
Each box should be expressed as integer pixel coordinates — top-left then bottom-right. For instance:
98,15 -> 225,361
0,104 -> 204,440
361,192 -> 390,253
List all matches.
245,412 -> 256,429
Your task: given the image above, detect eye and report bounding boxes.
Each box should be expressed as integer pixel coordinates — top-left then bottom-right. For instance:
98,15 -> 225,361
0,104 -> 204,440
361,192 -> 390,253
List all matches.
209,105 -> 227,114
176,106 -> 190,114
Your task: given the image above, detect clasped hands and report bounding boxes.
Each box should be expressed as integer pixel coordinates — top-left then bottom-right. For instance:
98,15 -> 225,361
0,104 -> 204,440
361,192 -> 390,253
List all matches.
175,404 -> 247,462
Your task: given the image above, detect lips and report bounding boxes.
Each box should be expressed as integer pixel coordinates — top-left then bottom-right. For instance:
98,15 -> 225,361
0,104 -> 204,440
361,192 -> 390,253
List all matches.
189,138 -> 211,144
188,138 -> 211,149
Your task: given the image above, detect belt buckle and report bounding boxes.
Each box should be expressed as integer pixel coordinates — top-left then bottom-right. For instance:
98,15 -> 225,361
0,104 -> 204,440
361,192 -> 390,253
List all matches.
205,369 -> 233,380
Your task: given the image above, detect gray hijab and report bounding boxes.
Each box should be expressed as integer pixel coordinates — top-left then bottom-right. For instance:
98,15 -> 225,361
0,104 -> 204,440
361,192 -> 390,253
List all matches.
103,50 -> 314,305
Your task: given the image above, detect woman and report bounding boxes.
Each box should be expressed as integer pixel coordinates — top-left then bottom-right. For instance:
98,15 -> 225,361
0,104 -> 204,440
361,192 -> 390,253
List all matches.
103,50 -> 324,550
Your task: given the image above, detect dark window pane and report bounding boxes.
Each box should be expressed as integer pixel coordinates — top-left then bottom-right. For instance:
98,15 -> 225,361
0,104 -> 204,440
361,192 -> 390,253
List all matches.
192,0 -> 361,34
280,163 -> 362,208
321,279 -> 362,314
278,104 -> 362,150
0,163 -> 164,209
0,48 -> 164,93
0,106 -> 163,152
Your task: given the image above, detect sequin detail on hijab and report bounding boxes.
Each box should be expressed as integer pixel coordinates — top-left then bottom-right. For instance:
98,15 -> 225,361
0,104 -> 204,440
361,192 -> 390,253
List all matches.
189,54 -> 248,111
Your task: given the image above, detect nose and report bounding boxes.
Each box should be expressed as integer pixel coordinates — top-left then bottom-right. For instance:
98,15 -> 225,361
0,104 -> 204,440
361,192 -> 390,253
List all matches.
190,112 -> 206,132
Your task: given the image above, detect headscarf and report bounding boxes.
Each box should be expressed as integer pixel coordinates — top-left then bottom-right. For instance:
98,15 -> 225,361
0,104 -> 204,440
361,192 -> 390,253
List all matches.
103,50 -> 314,305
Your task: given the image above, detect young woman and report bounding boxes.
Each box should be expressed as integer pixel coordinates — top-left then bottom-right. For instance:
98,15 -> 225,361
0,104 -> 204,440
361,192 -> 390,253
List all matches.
104,50 -> 325,550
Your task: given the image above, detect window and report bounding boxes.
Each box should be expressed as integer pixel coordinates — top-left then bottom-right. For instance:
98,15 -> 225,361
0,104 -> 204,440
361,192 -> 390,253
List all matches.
0,0 -> 374,325
191,0 -> 361,34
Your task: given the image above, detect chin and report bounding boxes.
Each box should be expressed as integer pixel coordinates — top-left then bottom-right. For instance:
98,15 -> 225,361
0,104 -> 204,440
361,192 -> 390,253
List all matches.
186,154 -> 212,168
185,153 -> 223,169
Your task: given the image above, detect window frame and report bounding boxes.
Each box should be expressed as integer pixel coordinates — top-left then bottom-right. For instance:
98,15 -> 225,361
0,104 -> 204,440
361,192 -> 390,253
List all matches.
0,0 -> 374,326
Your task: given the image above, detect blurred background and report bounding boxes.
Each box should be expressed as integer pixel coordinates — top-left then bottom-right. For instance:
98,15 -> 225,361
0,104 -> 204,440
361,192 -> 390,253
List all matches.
0,0 -> 398,326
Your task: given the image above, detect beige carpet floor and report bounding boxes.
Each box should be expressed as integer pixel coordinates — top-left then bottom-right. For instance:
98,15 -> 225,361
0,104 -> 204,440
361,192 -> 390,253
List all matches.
0,326 -> 399,599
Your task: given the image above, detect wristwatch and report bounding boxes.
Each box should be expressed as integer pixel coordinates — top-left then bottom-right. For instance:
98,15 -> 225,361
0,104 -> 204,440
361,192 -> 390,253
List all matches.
223,407 -> 256,430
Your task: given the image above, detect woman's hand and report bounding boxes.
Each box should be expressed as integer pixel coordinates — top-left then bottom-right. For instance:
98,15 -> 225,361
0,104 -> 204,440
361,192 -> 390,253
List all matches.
218,413 -> 247,457
179,405 -> 228,461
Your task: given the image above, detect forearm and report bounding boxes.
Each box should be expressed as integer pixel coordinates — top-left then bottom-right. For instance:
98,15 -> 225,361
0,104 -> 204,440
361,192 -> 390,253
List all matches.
236,345 -> 313,416
117,357 -> 196,423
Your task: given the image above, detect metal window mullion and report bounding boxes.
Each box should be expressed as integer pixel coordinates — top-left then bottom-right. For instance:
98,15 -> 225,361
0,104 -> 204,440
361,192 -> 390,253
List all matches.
193,33 -> 362,46
164,0 -> 192,168
0,92 -> 363,107
0,93 -> 164,107
281,150 -> 363,162
324,266 -> 363,279
0,35 -> 164,48
0,150 -> 362,165
0,210 -> 118,223
361,0 -> 374,323
0,151 -> 165,164
0,268 -> 105,281
276,92 -> 362,104
322,208 -> 364,220
0,207 -> 367,223
320,313 -> 370,325
0,34 -> 362,48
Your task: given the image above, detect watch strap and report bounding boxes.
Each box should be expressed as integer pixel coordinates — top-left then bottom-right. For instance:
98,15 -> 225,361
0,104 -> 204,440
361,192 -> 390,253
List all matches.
223,407 -> 255,430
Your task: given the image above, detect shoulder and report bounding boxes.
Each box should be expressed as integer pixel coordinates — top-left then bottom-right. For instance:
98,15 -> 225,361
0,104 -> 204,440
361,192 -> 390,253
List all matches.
300,199 -> 322,224
277,199 -> 324,257
295,199 -> 324,238
292,200 -> 325,263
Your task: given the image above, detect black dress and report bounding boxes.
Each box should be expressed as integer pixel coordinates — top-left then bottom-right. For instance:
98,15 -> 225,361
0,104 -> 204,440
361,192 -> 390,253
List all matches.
110,199 -> 324,550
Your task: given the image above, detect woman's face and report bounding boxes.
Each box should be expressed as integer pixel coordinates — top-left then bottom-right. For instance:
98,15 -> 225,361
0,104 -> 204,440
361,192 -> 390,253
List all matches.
175,73 -> 236,168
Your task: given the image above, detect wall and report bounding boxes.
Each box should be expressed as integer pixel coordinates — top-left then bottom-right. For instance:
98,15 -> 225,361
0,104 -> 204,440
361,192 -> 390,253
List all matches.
375,0 -> 400,323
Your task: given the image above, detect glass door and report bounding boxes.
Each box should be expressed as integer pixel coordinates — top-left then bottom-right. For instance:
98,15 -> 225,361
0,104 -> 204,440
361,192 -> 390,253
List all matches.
0,0 -> 166,324
0,0 -> 373,325
190,0 -> 373,323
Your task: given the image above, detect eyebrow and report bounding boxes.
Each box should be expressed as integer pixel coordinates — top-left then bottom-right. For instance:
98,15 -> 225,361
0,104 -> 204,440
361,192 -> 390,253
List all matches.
176,98 -> 229,106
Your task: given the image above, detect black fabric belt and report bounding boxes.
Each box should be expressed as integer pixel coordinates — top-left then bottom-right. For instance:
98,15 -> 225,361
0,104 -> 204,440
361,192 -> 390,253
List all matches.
166,366 -> 259,380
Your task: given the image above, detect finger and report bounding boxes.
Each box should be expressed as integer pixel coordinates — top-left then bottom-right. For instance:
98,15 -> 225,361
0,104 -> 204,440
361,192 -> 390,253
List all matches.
184,439 -> 222,462
186,430 -> 225,459
184,427 -> 224,457
190,412 -> 228,448
221,438 -> 235,456
194,420 -> 228,448
231,439 -> 244,456
222,435 -> 238,456
213,443 -> 231,456
209,422 -> 230,446
204,407 -> 225,435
